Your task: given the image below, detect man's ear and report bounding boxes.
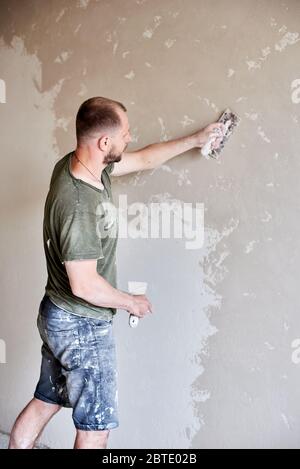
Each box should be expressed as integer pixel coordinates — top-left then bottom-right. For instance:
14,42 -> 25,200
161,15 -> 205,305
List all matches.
98,135 -> 110,151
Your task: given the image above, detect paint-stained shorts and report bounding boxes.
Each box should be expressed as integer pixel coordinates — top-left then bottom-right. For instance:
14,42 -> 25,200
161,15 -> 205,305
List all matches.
34,295 -> 119,431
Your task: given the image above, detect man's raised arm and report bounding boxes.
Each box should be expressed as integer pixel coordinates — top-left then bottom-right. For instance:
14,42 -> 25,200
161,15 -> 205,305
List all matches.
111,122 -> 225,177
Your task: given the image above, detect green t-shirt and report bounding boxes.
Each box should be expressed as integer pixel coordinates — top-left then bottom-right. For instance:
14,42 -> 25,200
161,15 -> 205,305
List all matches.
43,151 -> 118,320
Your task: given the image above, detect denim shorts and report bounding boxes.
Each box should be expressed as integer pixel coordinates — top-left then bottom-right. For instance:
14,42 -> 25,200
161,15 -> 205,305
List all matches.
34,295 -> 119,431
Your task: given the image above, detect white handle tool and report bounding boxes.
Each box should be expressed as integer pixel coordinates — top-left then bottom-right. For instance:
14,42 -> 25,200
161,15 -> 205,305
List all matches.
200,108 -> 241,160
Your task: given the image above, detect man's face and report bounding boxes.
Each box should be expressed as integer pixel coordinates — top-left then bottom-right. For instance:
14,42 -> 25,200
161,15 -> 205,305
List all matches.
103,111 -> 131,165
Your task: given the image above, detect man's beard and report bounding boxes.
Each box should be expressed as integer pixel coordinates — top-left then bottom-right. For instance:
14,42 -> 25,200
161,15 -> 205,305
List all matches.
103,144 -> 128,165
103,150 -> 122,165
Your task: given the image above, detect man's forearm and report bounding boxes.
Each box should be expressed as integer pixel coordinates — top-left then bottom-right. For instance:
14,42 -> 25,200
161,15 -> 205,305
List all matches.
75,274 -> 134,313
139,133 -> 198,170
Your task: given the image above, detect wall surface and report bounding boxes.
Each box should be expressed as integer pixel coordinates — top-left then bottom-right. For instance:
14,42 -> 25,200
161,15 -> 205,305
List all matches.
0,0 -> 300,449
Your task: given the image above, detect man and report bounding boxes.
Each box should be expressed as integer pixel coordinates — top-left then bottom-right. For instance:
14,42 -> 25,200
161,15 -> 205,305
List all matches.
9,97 -> 224,449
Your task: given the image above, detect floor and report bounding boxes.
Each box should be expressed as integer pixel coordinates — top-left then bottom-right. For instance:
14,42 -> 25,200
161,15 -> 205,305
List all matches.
0,432 -> 9,449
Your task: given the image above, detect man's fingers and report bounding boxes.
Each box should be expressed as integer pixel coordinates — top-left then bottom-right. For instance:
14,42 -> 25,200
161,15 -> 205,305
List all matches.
211,123 -> 225,135
211,126 -> 224,136
134,299 -> 153,317
212,137 -> 223,149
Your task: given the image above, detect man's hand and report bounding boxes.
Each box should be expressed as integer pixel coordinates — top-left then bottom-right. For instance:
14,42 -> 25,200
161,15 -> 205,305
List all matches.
193,122 -> 226,150
129,294 -> 153,318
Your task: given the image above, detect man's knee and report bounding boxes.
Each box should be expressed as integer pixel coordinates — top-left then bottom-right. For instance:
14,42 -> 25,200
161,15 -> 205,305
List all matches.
76,429 -> 110,439
33,398 -> 61,416
75,429 -> 110,448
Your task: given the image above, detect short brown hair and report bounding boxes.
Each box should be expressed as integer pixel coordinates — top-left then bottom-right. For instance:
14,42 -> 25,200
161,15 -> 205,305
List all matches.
76,97 -> 127,143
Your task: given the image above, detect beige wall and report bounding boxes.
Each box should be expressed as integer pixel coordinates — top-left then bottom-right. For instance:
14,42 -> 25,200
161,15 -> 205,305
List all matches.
0,0 -> 300,448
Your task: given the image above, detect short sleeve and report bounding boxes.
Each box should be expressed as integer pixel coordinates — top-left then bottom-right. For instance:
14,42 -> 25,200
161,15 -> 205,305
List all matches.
59,210 -> 104,263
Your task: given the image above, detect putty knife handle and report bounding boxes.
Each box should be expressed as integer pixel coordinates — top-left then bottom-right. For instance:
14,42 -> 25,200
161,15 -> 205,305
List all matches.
129,314 -> 139,328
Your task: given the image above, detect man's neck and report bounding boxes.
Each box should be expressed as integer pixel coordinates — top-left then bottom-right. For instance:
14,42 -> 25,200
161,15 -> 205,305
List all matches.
74,146 -> 106,178
70,147 -> 106,190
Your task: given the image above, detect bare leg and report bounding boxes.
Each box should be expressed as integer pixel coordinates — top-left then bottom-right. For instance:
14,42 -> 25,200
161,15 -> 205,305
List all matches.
74,429 -> 110,449
8,398 -> 61,449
